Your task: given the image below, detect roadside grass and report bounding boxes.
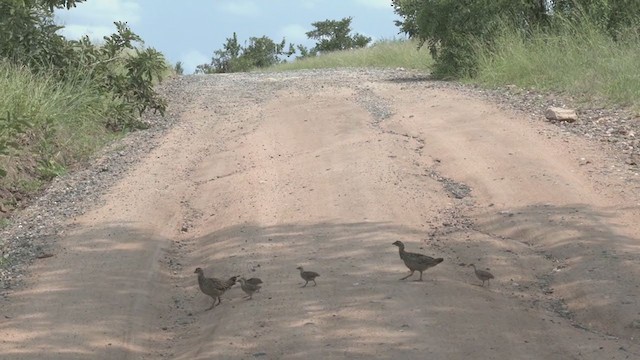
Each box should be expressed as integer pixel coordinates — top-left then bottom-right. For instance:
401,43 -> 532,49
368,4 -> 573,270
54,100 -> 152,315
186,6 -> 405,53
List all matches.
0,60 -> 117,201
470,18 -> 640,111
268,39 -> 434,72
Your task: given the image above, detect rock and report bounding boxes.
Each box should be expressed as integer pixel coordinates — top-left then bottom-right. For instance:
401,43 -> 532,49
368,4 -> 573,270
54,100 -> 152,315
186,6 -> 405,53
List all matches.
545,107 -> 578,122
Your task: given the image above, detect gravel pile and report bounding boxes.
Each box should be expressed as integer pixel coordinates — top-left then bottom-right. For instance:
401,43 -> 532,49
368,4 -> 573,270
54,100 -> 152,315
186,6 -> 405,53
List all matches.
1,68 -> 638,296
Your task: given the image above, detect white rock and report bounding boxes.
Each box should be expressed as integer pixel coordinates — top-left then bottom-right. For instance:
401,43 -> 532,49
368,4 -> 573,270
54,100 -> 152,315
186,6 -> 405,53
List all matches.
545,107 -> 578,122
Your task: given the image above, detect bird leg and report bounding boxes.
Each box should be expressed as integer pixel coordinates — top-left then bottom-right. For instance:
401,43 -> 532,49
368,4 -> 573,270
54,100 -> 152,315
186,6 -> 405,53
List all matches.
400,270 -> 415,280
216,297 -> 222,305
206,301 -> 216,311
301,280 -> 309,288
417,271 -> 424,281
312,279 -> 317,286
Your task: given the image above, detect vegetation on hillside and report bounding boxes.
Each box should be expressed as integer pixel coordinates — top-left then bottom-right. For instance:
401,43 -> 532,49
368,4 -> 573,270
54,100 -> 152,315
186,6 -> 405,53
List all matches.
269,39 -> 432,72
196,17 -> 371,74
269,2 -> 639,110
196,32 -> 295,74
0,0 -> 168,213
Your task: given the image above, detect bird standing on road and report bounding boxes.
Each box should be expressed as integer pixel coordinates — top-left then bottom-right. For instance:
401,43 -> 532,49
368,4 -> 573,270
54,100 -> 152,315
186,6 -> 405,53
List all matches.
238,277 -> 261,299
296,266 -> 319,287
468,264 -> 494,286
245,277 -> 263,292
392,240 -> 443,281
194,267 -> 236,310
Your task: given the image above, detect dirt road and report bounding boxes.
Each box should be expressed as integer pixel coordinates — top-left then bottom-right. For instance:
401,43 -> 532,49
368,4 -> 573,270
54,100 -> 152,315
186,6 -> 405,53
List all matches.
1,70 -> 640,359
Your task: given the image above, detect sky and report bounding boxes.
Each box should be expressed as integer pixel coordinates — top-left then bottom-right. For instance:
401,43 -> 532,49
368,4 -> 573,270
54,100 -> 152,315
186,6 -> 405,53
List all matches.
54,0 -> 405,73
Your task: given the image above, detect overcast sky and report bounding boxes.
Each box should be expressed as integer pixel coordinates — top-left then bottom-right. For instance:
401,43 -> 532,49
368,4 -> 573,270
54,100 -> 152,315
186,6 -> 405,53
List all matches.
55,0 -> 405,73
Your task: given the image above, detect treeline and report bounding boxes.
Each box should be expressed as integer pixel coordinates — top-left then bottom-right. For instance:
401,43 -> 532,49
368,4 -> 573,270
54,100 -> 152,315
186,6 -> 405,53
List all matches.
391,0 -> 640,78
195,17 -> 371,74
0,0 -> 168,210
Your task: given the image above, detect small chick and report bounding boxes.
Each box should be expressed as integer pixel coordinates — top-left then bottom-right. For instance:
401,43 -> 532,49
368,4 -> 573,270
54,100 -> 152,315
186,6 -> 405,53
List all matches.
246,277 -> 263,292
296,266 -> 319,287
238,277 -> 261,299
468,264 -> 494,286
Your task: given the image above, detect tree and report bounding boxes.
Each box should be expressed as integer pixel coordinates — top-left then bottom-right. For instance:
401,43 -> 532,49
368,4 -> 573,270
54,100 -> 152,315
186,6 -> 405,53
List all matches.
0,0 -> 77,71
0,1 -> 168,127
393,0 -> 640,78
243,36 -> 292,68
174,61 -> 184,75
392,0 -> 550,78
209,32 -> 242,73
306,17 -> 371,53
196,33 -> 294,73
0,0 -> 168,179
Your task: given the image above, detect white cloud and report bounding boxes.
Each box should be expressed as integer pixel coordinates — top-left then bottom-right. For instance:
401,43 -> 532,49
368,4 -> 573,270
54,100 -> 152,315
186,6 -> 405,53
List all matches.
217,0 -> 260,17
59,24 -> 114,40
55,0 -> 141,39
180,50 -> 210,74
354,0 -> 391,9
279,24 -> 308,43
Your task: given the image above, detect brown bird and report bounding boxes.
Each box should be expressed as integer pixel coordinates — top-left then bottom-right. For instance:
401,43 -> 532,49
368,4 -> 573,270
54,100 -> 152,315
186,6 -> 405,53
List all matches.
296,266 -> 319,287
392,240 -> 443,281
238,277 -> 261,299
468,264 -> 494,286
245,277 -> 263,292
194,267 -> 236,310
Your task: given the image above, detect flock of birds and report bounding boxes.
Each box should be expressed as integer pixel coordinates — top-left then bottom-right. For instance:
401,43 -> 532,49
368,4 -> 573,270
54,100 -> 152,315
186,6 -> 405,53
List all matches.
194,240 -> 494,311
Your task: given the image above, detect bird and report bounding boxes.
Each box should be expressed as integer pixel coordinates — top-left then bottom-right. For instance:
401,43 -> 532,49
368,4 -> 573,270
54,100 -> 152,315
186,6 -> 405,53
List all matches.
245,277 -> 263,292
296,266 -> 319,287
218,275 -> 238,303
392,240 -> 443,281
238,277 -> 261,299
468,264 -> 494,286
194,267 -> 236,310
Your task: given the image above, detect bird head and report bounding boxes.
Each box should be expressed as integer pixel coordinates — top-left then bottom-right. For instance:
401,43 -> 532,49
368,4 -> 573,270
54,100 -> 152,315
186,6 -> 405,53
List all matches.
194,267 -> 203,274
392,240 -> 404,248
296,266 -> 303,271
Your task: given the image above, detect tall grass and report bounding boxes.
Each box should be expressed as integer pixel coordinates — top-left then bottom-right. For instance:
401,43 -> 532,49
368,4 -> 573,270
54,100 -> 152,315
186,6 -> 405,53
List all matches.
471,16 -> 640,110
268,39 -> 433,72
0,60 -> 117,190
